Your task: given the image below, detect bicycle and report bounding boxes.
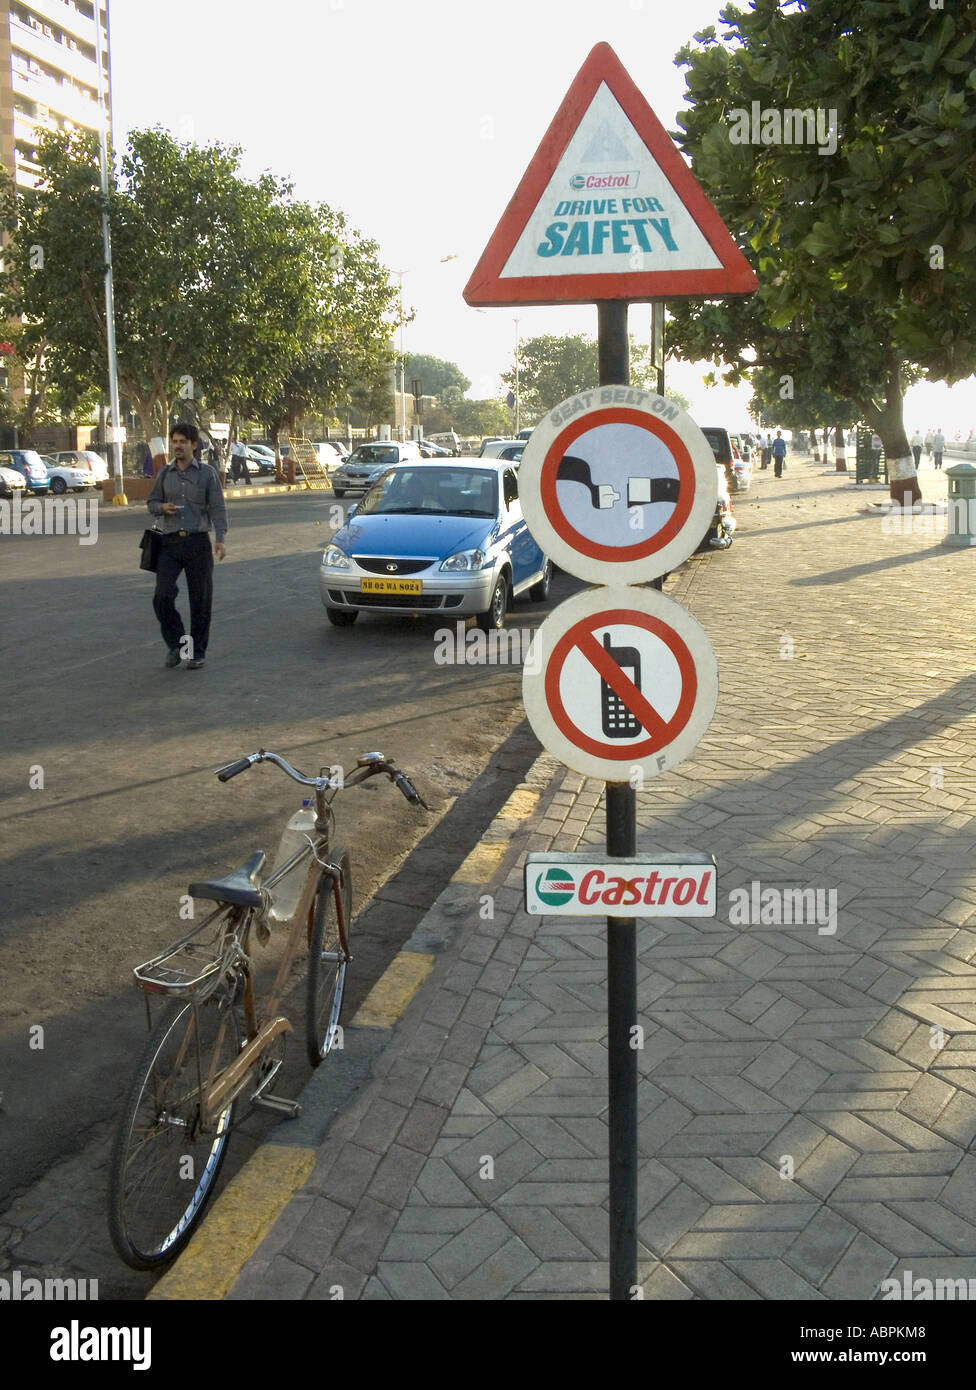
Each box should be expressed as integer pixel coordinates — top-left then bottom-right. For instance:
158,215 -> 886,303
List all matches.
108,748 -> 427,1271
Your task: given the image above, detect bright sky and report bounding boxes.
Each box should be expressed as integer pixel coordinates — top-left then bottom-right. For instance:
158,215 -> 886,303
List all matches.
109,0 -> 974,434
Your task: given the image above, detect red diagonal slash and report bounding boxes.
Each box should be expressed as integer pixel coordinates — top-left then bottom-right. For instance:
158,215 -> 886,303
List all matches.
575,629 -> 670,740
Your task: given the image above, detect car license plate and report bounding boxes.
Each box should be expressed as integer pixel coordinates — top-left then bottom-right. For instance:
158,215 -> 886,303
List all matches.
360,578 -> 422,595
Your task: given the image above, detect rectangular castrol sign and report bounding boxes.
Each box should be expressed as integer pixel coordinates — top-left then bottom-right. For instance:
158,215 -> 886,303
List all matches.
524,853 -> 717,917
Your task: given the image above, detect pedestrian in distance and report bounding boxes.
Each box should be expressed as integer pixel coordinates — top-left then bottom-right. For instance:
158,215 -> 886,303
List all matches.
772,430 -> 787,477
229,436 -> 250,485
760,432 -> 771,469
146,422 -> 228,670
910,429 -> 923,469
933,427 -> 946,470
141,443 -> 153,478
924,429 -> 934,463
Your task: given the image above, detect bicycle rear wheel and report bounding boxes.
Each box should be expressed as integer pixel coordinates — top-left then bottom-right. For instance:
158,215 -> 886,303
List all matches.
108,996 -> 240,1270
306,850 -> 352,1066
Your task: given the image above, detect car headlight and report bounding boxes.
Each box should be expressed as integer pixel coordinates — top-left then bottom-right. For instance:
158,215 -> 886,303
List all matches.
323,546 -> 351,569
440,548 -> 486,572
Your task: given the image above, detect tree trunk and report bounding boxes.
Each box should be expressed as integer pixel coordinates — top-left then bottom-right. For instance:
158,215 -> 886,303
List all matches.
809,428 -> 819,462
270,423 -> 286,484
861,378 -> 919,505
833,424 -> 847,472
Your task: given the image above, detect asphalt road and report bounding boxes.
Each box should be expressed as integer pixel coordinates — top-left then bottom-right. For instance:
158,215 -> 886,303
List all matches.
0,487 -> 579,1295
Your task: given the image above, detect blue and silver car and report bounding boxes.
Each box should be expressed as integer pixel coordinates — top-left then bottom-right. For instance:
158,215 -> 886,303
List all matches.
320,461 -> 552,629
0,449 -> 50,493
330,441 -> 422,497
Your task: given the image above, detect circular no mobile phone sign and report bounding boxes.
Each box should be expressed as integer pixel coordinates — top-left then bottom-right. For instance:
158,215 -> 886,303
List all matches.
519,386 -> 717,584
523,585 -> 718,782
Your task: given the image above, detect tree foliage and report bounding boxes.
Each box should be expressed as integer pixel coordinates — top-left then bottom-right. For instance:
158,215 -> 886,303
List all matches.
0,128 -> 398,450
403,353 -> 470,401
501,333 -> 662,423
665,0 -> 976,499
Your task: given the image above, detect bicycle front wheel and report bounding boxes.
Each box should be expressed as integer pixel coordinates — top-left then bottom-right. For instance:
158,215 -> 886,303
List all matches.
306,850 -> 352,1066
108,996 -> 240,1270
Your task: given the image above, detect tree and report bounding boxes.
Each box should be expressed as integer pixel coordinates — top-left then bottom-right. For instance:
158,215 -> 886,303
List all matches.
449,399 -> 512,437
0,129 -> 397,456
501,333 -> 662,422
402,354 -> 470,401
750,368 -> 857,464
665,1 -> 976,503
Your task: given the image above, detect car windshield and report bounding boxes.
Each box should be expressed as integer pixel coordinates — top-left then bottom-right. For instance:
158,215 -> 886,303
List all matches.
358,467 -> 498,517
349,445 -> 398,464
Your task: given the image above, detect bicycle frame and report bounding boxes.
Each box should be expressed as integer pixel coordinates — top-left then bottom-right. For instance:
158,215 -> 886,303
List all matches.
198,856 -> 347,1125
133,750 -> 423,1129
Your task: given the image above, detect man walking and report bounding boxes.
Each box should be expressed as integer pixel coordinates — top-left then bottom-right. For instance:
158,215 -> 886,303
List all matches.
910,429 -> 923,469
146,422 -> 227,669
933,426 -> 946,470
772,430 -> 787,477
760,432 -> 771,470
229,435 -> 250,485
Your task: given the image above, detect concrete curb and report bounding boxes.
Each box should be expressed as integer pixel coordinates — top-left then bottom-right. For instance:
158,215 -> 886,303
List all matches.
147,757 -> 559,1300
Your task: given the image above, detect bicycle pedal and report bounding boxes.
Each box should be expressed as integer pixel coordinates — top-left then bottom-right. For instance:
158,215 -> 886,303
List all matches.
252,1093 -> 302,1118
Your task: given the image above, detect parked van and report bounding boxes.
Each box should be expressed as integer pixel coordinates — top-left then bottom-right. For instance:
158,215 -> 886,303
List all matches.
427,431 -> 461,456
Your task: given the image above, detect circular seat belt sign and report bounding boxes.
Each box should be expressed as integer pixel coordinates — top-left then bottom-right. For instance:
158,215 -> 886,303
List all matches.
523,585 -> 718,782
519,387 -> 717,583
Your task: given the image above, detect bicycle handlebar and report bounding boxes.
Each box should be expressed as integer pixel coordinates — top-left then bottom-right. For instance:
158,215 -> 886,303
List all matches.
214,749 -> 428,808
216,756 -> 255,783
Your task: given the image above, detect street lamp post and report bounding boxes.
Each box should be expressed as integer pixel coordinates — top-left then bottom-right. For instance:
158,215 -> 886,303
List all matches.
514,317 -> 521,435
394,256 -> 457,443
396,271 -> 407,443
95,0 -> 125,501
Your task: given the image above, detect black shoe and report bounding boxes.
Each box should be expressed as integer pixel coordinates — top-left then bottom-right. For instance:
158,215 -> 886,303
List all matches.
186,657 -> 206,669
165,649 -> 182,668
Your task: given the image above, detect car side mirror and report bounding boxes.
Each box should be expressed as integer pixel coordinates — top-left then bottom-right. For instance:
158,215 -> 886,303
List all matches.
346,503 -> 359,518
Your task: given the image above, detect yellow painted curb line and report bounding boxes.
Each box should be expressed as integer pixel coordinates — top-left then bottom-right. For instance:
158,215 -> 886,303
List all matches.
147,1146 -> 316,1301
352,951 -> 436,1029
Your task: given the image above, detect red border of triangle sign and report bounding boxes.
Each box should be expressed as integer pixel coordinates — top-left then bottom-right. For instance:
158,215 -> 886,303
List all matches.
464,43 -> 757,307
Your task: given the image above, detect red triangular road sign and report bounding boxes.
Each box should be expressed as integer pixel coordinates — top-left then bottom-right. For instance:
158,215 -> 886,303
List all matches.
464,42 -> 758,307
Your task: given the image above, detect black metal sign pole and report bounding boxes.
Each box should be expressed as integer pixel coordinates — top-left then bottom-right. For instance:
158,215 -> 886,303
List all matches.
597,300 -> 638,1300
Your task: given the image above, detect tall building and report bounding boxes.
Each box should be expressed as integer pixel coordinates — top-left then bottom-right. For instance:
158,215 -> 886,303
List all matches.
0,0 -> 111,192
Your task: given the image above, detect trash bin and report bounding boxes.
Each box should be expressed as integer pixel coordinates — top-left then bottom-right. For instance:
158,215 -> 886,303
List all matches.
855,428 -> 886,484
943,461 -> 976,548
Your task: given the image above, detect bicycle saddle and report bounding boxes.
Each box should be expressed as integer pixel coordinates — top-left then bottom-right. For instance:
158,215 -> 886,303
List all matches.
188,850 -> 266,908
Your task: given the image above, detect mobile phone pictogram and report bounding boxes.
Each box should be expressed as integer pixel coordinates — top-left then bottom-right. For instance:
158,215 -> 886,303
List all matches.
600,632 -> 643,738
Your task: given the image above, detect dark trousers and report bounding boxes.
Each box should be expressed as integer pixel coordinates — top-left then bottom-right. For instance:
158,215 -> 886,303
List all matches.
934,452 -> 943,469
773,455 -> 784,477
153,532 -> 213,659
231,457 -> 250,483
760,448 -> 771,469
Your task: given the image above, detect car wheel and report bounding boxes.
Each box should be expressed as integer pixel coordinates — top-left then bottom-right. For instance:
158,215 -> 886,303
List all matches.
529,560 -> 552,602
326,608 -> 358,626
476,575 -> 509,632
50,477 -> 67,494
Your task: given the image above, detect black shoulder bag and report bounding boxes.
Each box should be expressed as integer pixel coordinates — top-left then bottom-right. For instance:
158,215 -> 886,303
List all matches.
140,465 -> 169,572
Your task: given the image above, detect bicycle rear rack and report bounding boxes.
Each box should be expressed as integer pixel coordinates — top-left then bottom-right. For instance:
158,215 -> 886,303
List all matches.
134,908 -> 239,999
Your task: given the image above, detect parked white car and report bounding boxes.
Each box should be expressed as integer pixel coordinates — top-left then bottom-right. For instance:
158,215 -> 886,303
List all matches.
47,449 -> 110,483
0,464 -> 26,497
41,458 -> 98,494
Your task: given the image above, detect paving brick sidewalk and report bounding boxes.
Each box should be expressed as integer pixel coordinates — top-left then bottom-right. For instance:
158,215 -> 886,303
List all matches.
225,453 -> 976,1300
